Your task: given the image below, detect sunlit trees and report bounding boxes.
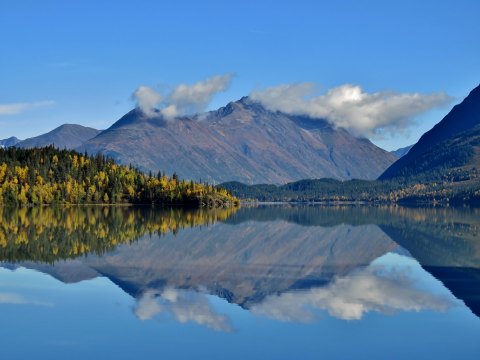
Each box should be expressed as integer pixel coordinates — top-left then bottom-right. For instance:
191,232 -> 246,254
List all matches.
0,146 -> 239,207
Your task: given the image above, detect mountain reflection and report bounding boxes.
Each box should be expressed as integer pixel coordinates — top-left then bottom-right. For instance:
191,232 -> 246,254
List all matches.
1,205 -> 480,326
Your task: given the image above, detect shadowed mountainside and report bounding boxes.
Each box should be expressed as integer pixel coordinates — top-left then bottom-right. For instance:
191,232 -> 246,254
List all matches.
381,84 -> 480,180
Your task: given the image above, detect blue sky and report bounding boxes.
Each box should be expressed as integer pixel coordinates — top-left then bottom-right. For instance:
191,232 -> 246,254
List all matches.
0,0 -> 479,150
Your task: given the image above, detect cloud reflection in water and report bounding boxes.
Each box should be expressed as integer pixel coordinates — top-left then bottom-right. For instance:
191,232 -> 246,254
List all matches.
251,254 -> 458,322
134,288 -> 233,332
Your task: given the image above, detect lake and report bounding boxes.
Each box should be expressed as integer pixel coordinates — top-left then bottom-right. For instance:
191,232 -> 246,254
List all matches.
0,205 -> 479,359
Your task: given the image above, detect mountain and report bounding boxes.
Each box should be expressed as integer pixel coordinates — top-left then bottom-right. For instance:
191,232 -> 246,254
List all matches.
0,136 -> 21,148
80,97 -> 396,184
17,124 -> 101,149
390,144 -> 413,158
380,84 -> 480,180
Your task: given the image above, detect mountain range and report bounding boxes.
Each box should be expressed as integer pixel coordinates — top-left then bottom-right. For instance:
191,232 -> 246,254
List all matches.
221,84 -> 480,203
15,124 -> 101,150
78,97 -> 396,183
0,136 -> 21,148
3,83 -> 479,186
3,97 -> 397,184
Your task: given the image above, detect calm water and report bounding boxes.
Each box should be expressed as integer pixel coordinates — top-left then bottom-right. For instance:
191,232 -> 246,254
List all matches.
1,205 -> 479,359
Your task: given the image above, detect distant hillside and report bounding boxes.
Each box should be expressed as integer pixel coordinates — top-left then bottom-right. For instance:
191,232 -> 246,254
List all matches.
17,124 -> 101,149
381,84 -> 480,179
0,137 -> 21,148
79,97 -> 396,184
390,145 -> 413,158
220,179 -> 406,202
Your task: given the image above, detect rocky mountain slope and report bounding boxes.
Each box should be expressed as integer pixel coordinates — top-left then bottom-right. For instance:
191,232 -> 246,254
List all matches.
80,97 -> 396,184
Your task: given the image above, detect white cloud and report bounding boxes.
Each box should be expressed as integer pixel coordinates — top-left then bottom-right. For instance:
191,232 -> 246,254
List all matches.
134,288 -> 233,332
251,258 -> 456,322
0,100 -> 55,116
166,74 -> 233,118
131,86 -> 163,117
132,74 -> 233,119
250,83 -> 452,137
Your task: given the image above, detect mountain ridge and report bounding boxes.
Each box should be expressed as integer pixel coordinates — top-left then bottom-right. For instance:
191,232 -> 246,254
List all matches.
390,145 -> 413,158
0,136 -> 21,148
79,97 -> 396,184
17,124 -> 101,149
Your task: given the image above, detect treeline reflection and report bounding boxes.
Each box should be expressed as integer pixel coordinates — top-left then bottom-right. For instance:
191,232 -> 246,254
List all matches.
0,206 -> 238,263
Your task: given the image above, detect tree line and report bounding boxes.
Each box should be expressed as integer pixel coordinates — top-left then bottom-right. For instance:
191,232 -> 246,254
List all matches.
0,146 -> 239,207
220,169 -> 480,205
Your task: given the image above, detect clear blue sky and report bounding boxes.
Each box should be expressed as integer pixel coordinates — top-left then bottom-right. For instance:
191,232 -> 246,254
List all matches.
1,0 -> 479,150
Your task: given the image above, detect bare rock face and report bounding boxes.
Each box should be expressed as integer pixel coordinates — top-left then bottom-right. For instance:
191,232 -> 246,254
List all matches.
80,97 -> 396,184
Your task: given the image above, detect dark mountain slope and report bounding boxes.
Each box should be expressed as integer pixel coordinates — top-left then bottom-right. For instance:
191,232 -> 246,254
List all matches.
381,125 -> 480,181
381,84 -> 480,179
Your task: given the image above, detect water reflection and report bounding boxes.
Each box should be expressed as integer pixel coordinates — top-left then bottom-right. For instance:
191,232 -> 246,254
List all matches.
0,206 -> 238,262
251,254 -> 457,322
0,291 -> 53,307
1,204 -> 480,325
134,288 -> 233,332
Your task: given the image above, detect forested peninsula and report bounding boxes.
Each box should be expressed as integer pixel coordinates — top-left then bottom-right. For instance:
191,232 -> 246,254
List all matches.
0,147 -> 239,207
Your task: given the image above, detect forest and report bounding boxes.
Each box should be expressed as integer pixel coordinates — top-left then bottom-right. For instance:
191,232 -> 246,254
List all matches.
221,169 -> 480,205
0,146 -> 239,207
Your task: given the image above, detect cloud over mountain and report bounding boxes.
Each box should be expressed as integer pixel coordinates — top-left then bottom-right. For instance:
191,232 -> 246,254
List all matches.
250,83 -> 452,137
131,86 -> 163,117
132,74 -> 233,119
